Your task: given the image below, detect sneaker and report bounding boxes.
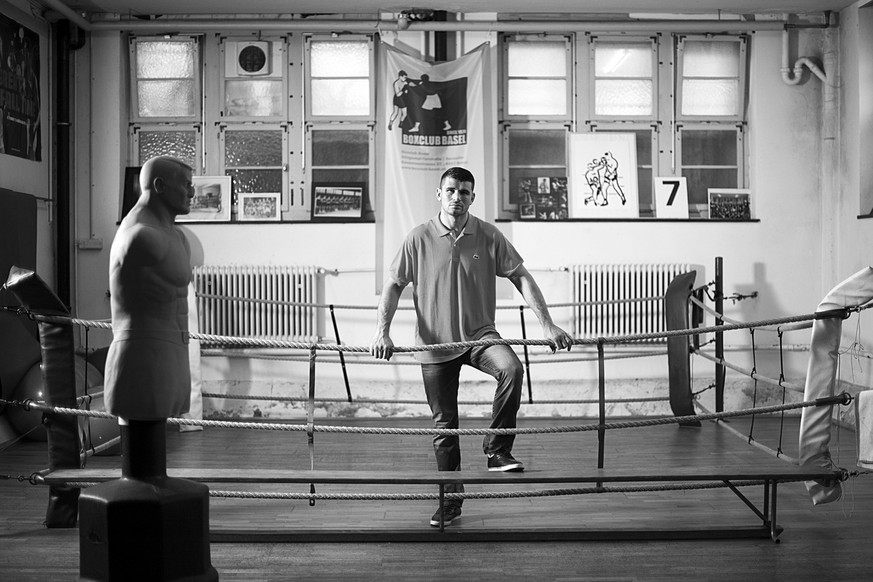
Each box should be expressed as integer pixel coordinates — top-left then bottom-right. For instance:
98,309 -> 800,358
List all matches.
429,504 -> 462,527
487,451 -> 524,472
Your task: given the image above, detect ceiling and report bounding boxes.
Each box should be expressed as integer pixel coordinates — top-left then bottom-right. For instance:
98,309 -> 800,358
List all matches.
66,1 -> 856,18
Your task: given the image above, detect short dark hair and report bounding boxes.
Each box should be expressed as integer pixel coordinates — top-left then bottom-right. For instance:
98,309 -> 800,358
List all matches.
440,166 -> 475,191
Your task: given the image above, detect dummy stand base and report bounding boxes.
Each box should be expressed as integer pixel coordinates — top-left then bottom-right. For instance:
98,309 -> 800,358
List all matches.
78,475 -> 218,582
78,420 -> 218,581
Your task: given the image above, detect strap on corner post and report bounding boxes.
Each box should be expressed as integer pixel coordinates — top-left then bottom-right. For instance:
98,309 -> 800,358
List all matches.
518,306 -> 533,404
329,305 -> 353,403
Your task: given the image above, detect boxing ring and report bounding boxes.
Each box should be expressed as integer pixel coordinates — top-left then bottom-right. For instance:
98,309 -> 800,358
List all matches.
1,264 -> 866,543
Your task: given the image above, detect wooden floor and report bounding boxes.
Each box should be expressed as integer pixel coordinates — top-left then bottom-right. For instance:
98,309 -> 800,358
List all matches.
1,415 -> 871,581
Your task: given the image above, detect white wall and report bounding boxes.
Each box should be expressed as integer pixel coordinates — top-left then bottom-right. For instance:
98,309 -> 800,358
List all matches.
70,18 -> 871,418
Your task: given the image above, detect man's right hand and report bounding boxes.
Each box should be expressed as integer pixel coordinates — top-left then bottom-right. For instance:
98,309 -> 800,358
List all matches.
370,333 -> 395,361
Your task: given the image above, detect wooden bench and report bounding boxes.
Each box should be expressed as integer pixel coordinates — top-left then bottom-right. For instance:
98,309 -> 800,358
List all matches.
44,464 -> 840,542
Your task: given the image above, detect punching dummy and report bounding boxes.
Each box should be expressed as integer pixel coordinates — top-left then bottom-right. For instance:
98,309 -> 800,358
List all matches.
799,267 -> 873,504
104,156 -> 193,420
79,156 -> 217,581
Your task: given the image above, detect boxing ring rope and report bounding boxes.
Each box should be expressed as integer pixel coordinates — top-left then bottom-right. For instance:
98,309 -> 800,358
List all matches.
2,267 -> 867,541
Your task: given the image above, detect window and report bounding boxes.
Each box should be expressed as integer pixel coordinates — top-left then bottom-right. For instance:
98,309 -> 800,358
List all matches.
222,129 -> 287,215
306,37 -> 373,119
501,35 -> 571,215
505,38 -> 572,119
589,37 -> 658,215
127,32 -> 377,222
131,37 -> 200,121
676,36 -> 747,215
592,40 -> 655,119
129,37 -> 202,172
304,35 -> 375,221
221,39 -> 287,120
499,32 -> 749,220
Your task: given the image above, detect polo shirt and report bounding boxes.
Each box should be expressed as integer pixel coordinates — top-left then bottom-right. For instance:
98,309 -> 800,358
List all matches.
388,213 -> 524,363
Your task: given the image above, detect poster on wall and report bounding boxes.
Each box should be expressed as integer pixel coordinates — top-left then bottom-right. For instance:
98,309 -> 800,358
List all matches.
517,176 -> 568,220
568,133 -> 638,219
378,42 -> 487,288
0,12 -> 41,161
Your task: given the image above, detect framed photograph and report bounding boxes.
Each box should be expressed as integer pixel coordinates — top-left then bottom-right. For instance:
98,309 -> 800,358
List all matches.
312,183 -> 365,221
569,133 -> 639,219
238,192 -> 282,221
177,176 -> 232,223
708,188 -> 752,220
519,203 -> 536,219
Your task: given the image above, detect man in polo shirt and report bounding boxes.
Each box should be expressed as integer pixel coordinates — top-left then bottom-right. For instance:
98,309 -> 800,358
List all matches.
371,166 -> 574,527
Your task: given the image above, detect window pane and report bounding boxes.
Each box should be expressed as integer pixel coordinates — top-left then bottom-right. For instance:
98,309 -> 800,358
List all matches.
312,130 -> 368,166
595,80 -> 653,116
225,80 -> 284,117
508,42 -> 566,77
225,131 -> 283,167
138,130 -> 197,168
683,41 -> 740,77
136,41 -> 195,78
227,169 -> 283,194
507,79 -> 567,116
310,41 -> 369,77
137,80 -> 195,117
681,79 -> 738,116
682,168 -> 738,206
311,79 -> 370,116
595,44 -> 651,77
681,130 -> 737,165
508,130 -> 565,166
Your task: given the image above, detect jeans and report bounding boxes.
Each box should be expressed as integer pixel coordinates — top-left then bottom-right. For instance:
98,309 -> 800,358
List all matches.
420,337 -> 524,504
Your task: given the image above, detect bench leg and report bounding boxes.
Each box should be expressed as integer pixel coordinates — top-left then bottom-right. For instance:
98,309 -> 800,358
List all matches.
769,481 -> 780,542
438,484 -> 445,532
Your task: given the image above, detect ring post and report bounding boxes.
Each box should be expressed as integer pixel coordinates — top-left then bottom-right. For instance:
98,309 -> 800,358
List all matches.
664,270 -> 700,426
596,339 -> 606,474
715,257 -> 725,412
4,266 -> 81,527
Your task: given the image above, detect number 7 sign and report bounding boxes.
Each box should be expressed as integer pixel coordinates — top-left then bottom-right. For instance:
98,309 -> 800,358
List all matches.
654,177 -> 689,218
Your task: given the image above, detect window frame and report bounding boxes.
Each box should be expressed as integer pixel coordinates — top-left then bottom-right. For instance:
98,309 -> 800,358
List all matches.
129,35 -> 202,124
129,123 -> 203,172
588,35 -> 659,123
675,34 -> 748,124
305,123 -> 375,222
219,125 -> 290,222
218,36 -> 289,123
501,33 -> 574,123
303,34 -> 375,122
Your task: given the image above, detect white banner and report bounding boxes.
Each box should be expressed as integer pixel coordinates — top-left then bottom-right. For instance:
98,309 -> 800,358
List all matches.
377,43 -> 487,289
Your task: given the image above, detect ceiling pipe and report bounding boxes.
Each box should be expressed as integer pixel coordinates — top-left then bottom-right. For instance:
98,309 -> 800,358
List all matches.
40,0 -> 93,31
83,17 -> 792,34
781,28 -> 828,85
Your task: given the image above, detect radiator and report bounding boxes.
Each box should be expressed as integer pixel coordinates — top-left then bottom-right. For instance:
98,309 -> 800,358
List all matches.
192,265 -> 320,342
570,264 -> 692,342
